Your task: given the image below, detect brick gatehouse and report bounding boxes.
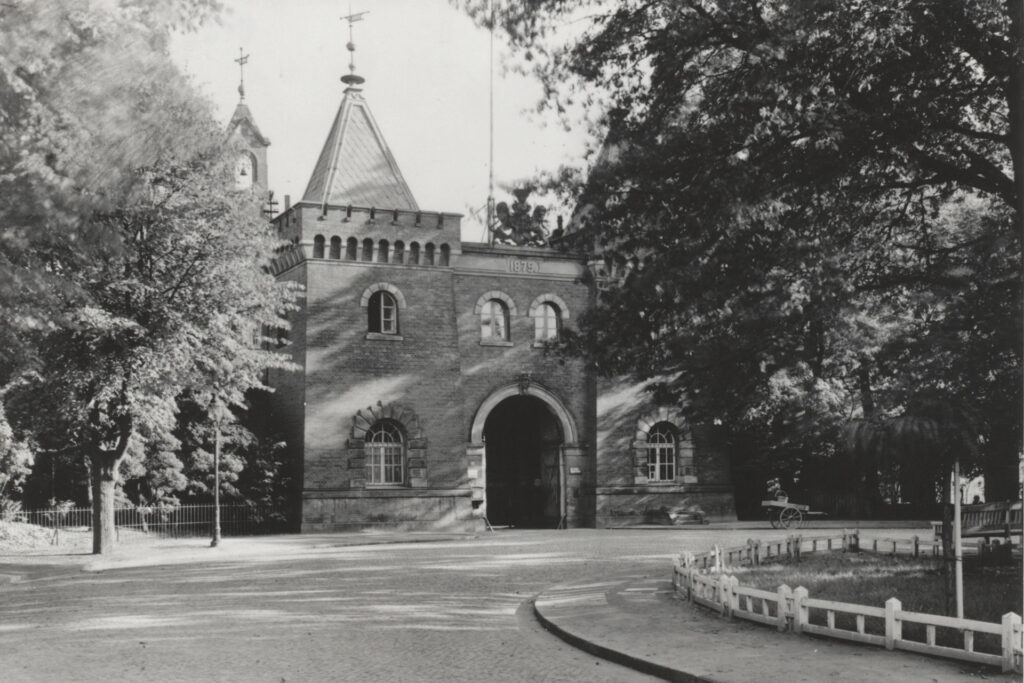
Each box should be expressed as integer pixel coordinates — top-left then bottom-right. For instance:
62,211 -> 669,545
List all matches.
230,65 -> 737,532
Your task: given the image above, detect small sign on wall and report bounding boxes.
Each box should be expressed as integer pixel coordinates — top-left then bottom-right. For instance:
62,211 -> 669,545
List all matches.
569,467 -> 582,474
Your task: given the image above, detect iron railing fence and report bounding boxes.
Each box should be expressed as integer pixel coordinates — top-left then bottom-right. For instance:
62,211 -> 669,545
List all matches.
12,504 -> 285,546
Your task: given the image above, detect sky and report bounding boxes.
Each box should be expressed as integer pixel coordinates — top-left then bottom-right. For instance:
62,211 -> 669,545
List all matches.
169,0 -> 589,241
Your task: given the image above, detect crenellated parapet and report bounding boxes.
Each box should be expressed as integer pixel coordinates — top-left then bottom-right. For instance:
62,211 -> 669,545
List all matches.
270,202 -> 462,269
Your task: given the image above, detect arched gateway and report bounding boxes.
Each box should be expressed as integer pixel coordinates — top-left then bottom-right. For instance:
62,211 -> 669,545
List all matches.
468,382 -> 581,528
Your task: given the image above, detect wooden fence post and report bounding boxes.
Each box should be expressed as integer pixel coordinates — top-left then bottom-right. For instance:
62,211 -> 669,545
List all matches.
792,586 -> 809,634
719,574 -> 732,617
712,544 -> 722,573
885,597 -> 902,650
1001,612 -> 1021,673
777,584 -> 791,632
795,535 -> 802,560
852,530 -> 859,551
913,535 -> 919,558
842,529 -> 847,551
687,567 -> 695,603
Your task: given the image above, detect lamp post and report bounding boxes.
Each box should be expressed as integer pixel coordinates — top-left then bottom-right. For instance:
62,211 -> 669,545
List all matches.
210,409 -> 222,548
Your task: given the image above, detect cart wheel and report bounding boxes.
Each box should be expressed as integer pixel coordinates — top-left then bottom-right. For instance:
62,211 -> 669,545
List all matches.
769,509 -> 781,529
779,507 -> 802,529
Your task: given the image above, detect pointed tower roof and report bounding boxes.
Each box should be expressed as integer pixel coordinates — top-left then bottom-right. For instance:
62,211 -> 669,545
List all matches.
301,88 -> 419,210
227,102 -> 270,147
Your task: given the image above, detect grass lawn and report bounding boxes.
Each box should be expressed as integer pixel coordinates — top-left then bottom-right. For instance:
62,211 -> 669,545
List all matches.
729,551 -> 1022,655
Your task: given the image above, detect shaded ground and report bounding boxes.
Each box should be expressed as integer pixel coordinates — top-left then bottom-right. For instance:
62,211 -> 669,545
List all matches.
0,527 -> 982,682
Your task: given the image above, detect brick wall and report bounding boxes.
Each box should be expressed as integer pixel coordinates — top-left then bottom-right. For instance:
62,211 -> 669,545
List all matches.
594,375 -> 737,525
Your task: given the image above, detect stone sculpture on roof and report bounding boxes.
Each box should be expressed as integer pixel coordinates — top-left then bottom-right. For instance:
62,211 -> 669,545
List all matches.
491,187 -> 549,247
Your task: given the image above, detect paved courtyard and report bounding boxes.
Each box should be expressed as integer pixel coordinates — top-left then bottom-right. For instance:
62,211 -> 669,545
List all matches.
0,527 -> 963,682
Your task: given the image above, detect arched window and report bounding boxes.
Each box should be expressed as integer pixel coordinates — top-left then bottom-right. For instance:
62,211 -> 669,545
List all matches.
367,291 -> 399,335
409,242 -> 420,265
481,299 -> 510,341
346,237 -> 358,260
313,234 -> 325,258
362,238 -> 374,261
377,239 -> 389,263
329,236 -> 341,259
646,422 -> 676,482
439,244 -> 450,266
365,420 -> 404,485
535,302 -> 561,341
424,243 -> 435,266
393,240 -> 405,264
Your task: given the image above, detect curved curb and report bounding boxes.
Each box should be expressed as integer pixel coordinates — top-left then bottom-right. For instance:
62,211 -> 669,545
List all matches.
531,593 -> 709,683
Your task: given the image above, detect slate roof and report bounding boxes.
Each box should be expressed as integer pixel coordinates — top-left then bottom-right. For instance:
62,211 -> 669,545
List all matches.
301,89 -> 419,210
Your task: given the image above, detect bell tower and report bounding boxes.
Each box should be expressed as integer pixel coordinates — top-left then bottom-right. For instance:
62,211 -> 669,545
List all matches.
226,48 -> 270,193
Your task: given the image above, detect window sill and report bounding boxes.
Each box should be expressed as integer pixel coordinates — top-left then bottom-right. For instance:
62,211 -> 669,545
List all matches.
480,339 -> 513,347
365,332 -> 403,342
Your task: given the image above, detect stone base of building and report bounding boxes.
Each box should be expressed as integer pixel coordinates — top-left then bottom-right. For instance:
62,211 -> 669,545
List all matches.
301,488 -> 480,532
594,485 -> 737,527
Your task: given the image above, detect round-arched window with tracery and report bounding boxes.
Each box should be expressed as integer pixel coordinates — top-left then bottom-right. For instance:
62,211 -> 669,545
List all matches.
366,421 -> 404,485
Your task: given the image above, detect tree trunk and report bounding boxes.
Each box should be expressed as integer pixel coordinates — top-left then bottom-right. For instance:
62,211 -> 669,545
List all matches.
90,452 -> 121,555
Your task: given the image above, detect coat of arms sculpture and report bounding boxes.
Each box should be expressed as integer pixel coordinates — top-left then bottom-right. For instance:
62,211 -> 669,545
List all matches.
490,187 -> 549,247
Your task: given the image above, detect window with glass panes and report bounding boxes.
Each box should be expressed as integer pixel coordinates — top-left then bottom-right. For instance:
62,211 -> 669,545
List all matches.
481,299 -> 510,340
366,421 -> 404,484
368,291 -> 398,334
646,423 -> 676,481
535,302 -> 560,341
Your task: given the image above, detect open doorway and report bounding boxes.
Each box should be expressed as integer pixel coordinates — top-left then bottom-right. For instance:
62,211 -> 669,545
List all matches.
483,396 -> 562,528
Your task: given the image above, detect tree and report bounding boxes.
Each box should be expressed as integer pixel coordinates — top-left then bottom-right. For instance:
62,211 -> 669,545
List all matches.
2,0 -> 299,554
0,403 -> 33,506
0,0 -> 223,360
462,0 -> 1022,507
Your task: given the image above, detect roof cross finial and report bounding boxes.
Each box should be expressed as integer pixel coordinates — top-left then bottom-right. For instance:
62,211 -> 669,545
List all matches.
340,6 -> 368,89
234,47 -> 250,101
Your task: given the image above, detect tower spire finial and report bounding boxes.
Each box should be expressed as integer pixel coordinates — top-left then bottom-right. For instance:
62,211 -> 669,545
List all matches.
340,7 -> 369,89
234,47 -> 249,101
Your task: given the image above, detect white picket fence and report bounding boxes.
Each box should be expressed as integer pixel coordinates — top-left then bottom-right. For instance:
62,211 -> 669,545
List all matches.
672,531 -> 1023,673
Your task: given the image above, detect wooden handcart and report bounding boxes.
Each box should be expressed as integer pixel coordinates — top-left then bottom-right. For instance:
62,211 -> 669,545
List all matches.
761,493 -> 811,529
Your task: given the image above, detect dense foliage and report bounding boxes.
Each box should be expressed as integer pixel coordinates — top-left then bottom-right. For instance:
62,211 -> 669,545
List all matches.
461,0 -> 1022,510
0,0 -> 298,552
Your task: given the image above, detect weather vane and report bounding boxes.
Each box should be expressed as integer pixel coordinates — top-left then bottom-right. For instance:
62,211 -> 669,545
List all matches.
340,7 -> 369,87
234,47 -> 249,101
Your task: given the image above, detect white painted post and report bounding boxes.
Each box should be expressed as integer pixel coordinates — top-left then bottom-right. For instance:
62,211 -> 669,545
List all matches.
954,459 -> 964,620
792,586 -> 809,634
1000,612 -> 1021,673
712,544 -> 721,573
720,574 -> 732,617
777,584 -> 791,632
885,597 -> 902,650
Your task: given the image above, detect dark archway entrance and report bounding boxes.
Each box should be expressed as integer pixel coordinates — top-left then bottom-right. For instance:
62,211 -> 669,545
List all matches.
483,396 -> 562,528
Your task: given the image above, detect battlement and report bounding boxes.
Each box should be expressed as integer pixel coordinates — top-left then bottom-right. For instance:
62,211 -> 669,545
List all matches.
273,202 -> 462,245
270,201 -> 462,271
